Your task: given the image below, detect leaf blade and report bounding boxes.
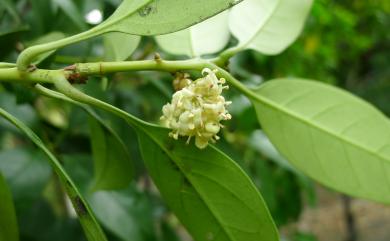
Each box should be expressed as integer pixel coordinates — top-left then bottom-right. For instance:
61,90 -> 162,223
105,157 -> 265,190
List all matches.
103,32 -> 141,61
47,80 -> 279,241
0,172 -> 19,241
229,0 -> 313,55
251,78 -> 390,203
137,125 -> 279,241
88,115 -> 134,190
105,0 -> 241,36
155,11 -> 230,57
0,108 -> 108,241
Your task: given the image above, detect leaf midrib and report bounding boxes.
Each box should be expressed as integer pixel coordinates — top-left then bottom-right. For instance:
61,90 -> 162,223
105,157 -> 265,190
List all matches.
140,127 -> 237,241
252,88 -> 390,164
239,0 -> 282,48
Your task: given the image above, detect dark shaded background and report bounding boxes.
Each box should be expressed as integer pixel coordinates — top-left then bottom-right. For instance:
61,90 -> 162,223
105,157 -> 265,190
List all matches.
0,0 -> 389,241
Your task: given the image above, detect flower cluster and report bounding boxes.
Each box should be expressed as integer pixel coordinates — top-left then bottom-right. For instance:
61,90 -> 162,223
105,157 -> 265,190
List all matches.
160,68 -> 232,149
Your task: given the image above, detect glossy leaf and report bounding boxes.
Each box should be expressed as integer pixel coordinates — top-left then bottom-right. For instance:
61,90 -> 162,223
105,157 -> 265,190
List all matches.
229,0 -> 313,55
35,85 -> 135,191
101,0 -> 241,36
0,172 -> 19,241
0,149 -> 51,209
137,125 -> 279,241
0,108 -> 108,241
61,153 -> 156,241
48,80 -> 279,241
52,0 -> 87,31
88,116 -> 134,190
89,188 -> 156,241
155,11 -> 230,57
103,32 -> 140,61
251,78 -> 390,203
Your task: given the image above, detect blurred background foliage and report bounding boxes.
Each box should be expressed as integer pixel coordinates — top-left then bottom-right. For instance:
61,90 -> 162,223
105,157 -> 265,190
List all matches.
0,0 -> 389,241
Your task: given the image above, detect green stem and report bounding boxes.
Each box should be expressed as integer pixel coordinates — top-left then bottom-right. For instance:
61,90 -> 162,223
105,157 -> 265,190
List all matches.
16,28 -> 104,71
75,59 -> 211,76
2,58 -> 263,112
212,46 -> 243,67
55,55 -> 103,65
52,76 -> 148,129
0,67 -> 62,84
211,65 -> 260,101
0,62 -> 16,68
0,108 -> 108,241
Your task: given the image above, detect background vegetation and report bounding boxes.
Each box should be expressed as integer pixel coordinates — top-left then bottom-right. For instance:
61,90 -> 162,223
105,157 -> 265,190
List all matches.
0,0 -> 389,240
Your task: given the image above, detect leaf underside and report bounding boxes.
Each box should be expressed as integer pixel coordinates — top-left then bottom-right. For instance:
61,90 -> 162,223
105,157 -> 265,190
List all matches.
229,0 -> 313,54
252,78 -> 390,203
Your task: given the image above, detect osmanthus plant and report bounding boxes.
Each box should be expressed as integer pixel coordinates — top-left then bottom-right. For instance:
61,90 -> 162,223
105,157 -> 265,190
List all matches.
0,0 -> 389,241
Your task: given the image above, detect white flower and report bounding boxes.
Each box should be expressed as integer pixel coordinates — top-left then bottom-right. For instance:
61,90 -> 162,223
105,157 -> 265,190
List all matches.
160,68 -> 231,149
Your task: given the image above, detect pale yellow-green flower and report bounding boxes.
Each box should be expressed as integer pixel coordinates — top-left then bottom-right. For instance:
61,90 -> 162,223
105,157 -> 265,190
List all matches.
160,68 -> 231,149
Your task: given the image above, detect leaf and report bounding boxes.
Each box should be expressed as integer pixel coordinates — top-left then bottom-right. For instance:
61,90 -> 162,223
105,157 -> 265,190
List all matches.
17,0 -> 241,70
101,0 -> 241,36
2,0 -> 21,23
0,91 -> 37,129
0,172 -> 19,241
137,125 -> 279,241
36,96 -> 69,129
89,188 -> 156,241
0,149 -> 51,210
62,154 -> 157,241
88,116 -> 134,190
47,80 -> 279,241
229,0 -> 313,55
251,78 -> 390,203
249,130 -> 296,172
155,11 -> 230,57
0,108 -> 108,241
35,85 -> 135,191
103,32 -> 140,61
52,0 -> 88,31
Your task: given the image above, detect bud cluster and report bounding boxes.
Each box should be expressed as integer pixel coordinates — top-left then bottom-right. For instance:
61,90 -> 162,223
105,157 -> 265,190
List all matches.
160,68 -> 232,149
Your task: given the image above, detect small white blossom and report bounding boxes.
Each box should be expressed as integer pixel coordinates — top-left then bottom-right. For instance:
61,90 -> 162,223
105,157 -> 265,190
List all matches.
160,68 -> 232,149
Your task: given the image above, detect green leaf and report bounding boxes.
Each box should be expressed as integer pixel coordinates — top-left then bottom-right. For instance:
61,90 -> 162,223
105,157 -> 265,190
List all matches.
249,130 -> 296,172
229,0 -> 313,54
0,108 -> 108,241
102,0 -> 241,36
62,154 -> 156,241
36,96 -> 69,129
2,0 -> 21,23
103,32 -> 140,61
155,11 -> 230,57
251,78 -> 390,203
89,188 -> 156,241
0,172 -> 19,241
47,80 -> 279,241
0,149 -> 51,210
17,0 -> 241,70
52,0 -> 88,31
0,91 -> 37,129
35,85 -> 135,191
137,125 -> 279,241
88,116 -> 134,190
